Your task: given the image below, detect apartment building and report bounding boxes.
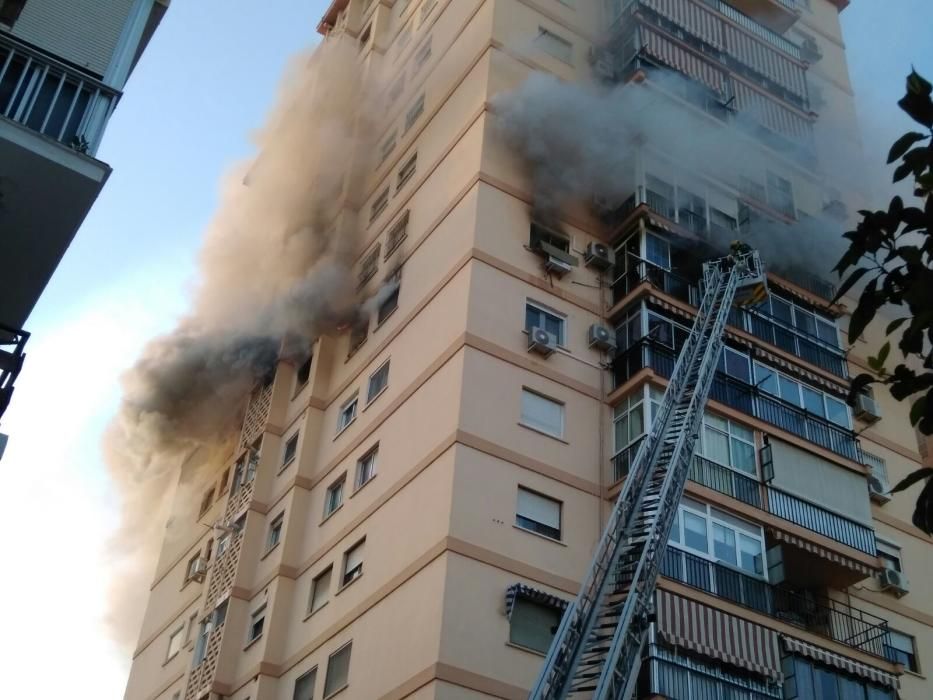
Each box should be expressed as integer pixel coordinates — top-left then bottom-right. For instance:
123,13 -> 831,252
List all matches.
0,0 -> 166,433
123,1 -> 932,699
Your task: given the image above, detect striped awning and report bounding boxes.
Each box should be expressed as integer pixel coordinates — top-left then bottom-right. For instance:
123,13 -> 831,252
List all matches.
770,529 -> 878,576
782,636 -> 900,689
656,589 -> 782,680
504,583 -> 569,620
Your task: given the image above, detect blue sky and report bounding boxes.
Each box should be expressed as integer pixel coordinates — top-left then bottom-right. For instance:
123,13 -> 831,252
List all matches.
1,1 -> 932,698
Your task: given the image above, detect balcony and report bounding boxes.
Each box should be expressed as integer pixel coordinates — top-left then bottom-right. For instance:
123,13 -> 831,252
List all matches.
660,547 -> 890,658
0,323 -> 28,422
612,339 -> 860,462
766,486 -> 876,555
610,253 -> 697,308
0,32 -> 113,334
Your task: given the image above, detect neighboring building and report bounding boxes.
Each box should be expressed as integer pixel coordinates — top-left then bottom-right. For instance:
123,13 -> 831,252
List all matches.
124,2 -> 931,700
0,0 -> 167,431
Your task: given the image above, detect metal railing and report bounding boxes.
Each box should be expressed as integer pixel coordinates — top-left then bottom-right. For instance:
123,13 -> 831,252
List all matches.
690,454 -> 762,507
0,32 -> 119,154
0,322 -> 29,421
779,267 -> 838,300
766,486 -> 877,555
660,547 -> 889,658
610,255 -> 697,307
717,1 -> 801,58
613,339 -> 861,463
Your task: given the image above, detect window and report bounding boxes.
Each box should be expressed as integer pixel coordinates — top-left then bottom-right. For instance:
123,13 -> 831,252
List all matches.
766,171 -> 795,217
718,346 -> 751,383
387,75 -> 404,106
534,27 -> 573,64
370,188 -> 389,222
525,302 -> 565,345
529,222 -> 570,253
348,321 -> 368,355
282,433 -> 299,467
172,692 -> 181,700
337,394 -> 358,433
342,539 -> 365,586
754,362 -> 851,428
884,630 -> 919,672
0,0 -> 26,27
185,554 -> 202,582
296,355 -> 312,387
613,392 -> 646,454
397,152 -> 417,188
516,487 -> 562,540
324,475 -> 345,517
699,413 -> 756,474
267,513 -> 284,550
367,361 -> 390,403
510,597 -> 562,653
309,566 -> 332,613
204,538 -> 213,563
358,246 -> 380,288
231,457 -> 245,494
404,94 -> 425,132
413,38 -> 431,71
216,534 -> 229,558
356,446 -> 378,489
385,211 -> 409,257
521,389 -> 564,438
645,232 -> 671,269
166,625 -> 184,660
199,487 -> 214,517
377,283 -> 400,324
324,642 -> 352,697
185,612 -> 198,644
193,618 -> 211,665
379,131 -> 397,164
293,667 -> 317,700
219,467 -> 230,493
876,540 -> 903,573
783,655 -> 896,700
668,498 -> 765,577
247,605 -> 266,643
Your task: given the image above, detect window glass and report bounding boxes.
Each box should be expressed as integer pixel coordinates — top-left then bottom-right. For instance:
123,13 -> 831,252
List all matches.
731,436 -> 756,474
826,396 -> 849,427
771,296 -> 793,323
309,567 -> 332,613
521,390 -> 564,437
510,598 -> 563,653
516,487 -> 562,539
683,511 -> 708,553
703,422 -> 731,465
324,476 -> 345,517
802,386 -> 825,417
646,233 -> 671,269
794,308 -> 817,336
755,363 -> 779,395
779,375 -> 801,405
323,643 -> 352,697
167,627 -> 184,659
739,534 -> 763,574
713,523 -> 737,565
816,317 -> 838,345
669,509 -> 681,544
526,303 -> 565,344
649,314 -> 674,347
356,447 -> 378,488
293,668 -> 317,700
367,362 -> 390,402
723,348 -> 751,383
814,666 -> 840,700
342,540 -> 364,585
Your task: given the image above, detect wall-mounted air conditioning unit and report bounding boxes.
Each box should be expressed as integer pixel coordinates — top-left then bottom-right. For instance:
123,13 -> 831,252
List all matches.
879,567 -> 910,597
584,242 -> 615,271
189,557 -> 208,583
867,474 -> 891,504
588,324 -> 616,352
855,393 -> 882,423
528,327 -> 557,357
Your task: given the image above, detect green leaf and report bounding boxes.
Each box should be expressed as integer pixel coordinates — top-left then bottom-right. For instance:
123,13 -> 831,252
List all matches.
890,467 -> 933,494
907,69 -> 933,98
887,317 -> 909,335
878,341 -> 891,367
893,161 -> 914,183
911,476 -> 933,535
848,277 -> 880,343
833,266 -> 869,302
887,132 -> 929,163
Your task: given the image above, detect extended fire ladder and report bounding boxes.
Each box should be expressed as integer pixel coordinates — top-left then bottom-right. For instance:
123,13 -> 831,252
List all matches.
530,250 -> 767,700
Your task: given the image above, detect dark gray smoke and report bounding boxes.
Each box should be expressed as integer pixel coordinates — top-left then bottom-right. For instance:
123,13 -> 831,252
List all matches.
492,71 -> 850,280
104,35 -> 380,651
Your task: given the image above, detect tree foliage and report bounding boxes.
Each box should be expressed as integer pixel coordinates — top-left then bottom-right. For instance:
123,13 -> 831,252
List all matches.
834,70 -> 933,535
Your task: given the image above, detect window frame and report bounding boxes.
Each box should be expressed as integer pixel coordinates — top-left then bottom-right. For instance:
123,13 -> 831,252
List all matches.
309,565 -> 333,614
516,486 -> 562,541
384,211 -> 409,258
324,474 -> 346,518
336,394 -> 359,434
753,361 -> 851,428
355,445 -> 378,490
508,596 -> 564,654
246,604 -> 266,645
698,412 -> 757,476
525,301 -> 566,346
668,498 -> 767,579
884,629 -> 919,672
367,360 -> 390,403
404,93 -> 425,132
293,666 -> 318,700
282,433 -> 299,468
295,355 -> 313,389
876,539 -> 903,573
266,513 -> 284,551
370,188 -> 389,223
165,624 -> 185,661
341,539 -> 365,587
397,151 -> 417,188
520,388 -> 565,439
323,641 -> 353,698
534,26 -> 573,64
377,282 -> 400,325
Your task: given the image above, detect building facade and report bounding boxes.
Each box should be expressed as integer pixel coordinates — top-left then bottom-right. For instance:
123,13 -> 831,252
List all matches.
0,0 -> 167,433
123,1 -> 932,699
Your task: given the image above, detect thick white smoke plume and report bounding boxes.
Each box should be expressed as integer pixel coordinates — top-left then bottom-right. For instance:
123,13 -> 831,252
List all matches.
492,71 -> 849,280
105,35 -> 380,651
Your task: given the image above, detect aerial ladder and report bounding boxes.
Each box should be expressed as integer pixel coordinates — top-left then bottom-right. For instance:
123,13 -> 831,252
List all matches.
530,248 -> 768,700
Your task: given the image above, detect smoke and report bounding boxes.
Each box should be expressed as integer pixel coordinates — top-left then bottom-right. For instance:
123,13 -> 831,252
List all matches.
492,70 -> 851,281
105,35 -> 382,651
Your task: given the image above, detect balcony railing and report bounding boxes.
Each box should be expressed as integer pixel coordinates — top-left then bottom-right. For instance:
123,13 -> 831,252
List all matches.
613,339 -> 861,463
610,254 -> 697,307
0,32 -> 119,154
779,267 -> 838,301
661,547 -> 890,658
766,486 -> 876,555
716,1 -> 801,58
0,322 -> 28,421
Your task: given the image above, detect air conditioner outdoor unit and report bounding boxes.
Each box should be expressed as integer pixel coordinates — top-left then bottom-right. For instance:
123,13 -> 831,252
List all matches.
190,557 -> 208,583
584,242 -> 615,271
867,474 -> 891,504
588,324 -> 616,352
855,393 -> 882,423
544,254 -> 573,276
528,327 -> 557,357
880,567 -> 910,597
